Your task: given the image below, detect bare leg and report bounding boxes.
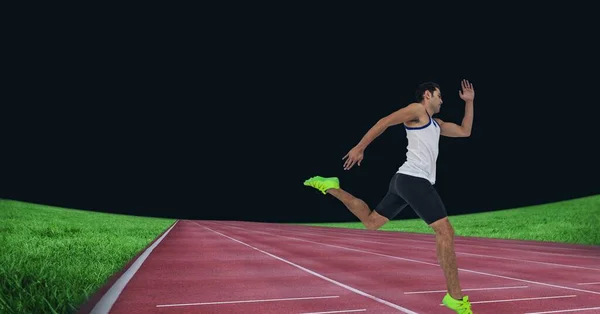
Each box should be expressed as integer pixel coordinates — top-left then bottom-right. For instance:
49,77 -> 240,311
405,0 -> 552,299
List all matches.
326,187 -> 389,230
430,217 -> 463,300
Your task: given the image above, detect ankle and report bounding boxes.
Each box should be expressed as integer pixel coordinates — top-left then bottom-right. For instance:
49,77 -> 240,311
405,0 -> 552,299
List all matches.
449,293 -> 463,300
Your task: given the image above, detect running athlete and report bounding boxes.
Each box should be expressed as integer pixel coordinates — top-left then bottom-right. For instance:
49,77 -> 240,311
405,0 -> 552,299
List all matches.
304,80 -> 475,313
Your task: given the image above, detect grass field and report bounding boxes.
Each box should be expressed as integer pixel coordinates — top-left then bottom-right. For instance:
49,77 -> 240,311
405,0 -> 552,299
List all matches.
300,194 -> 600,246
0,199 -> 175,314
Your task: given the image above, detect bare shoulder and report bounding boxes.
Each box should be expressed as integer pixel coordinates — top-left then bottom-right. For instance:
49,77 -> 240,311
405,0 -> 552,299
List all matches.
400,103 -> 427,126
434,117 -> 445,125
402,102 -> 426,117
401,103 -> 426,119
405,102 -> 425,111
381,102 -> 425,126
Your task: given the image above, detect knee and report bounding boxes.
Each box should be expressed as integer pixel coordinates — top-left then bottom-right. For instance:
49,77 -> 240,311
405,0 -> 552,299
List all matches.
442,225 -> 455,238
431,219 -> 454,238
365,212 -> 388,230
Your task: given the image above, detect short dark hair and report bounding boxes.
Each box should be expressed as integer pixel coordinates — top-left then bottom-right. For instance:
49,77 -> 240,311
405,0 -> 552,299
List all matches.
415,82 -> 440,102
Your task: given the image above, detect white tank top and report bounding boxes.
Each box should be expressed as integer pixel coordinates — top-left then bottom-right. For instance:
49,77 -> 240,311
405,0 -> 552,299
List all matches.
397,111 -> 440,184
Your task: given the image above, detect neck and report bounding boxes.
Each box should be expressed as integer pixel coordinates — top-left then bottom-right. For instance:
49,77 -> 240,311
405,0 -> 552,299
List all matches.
420,102 -> 433,116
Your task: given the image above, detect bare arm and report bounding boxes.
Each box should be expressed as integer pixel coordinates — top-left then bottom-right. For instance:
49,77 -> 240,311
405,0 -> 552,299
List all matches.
435,100 -> 473,137
435,79 -> 475,138
343,103 -> 421,170
355,102 -> 422,150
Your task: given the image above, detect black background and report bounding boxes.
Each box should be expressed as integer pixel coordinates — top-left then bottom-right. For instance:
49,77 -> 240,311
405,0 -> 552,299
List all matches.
3,5 -> 599,223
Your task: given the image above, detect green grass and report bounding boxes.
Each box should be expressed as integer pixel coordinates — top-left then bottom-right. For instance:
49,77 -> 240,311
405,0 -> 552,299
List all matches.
0,199 -> 175,314
300,194 -> 600,246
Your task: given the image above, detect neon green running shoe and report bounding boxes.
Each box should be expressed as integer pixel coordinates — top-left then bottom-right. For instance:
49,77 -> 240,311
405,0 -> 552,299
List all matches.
303,176 -> 339,194
442,293 -> 472,313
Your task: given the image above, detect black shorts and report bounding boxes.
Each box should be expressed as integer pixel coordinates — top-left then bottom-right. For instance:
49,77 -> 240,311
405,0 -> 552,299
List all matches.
374,173 -> 447,225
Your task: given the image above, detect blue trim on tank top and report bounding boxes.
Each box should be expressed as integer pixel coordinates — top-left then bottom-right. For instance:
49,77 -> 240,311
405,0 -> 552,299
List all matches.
405,112 -> 433,130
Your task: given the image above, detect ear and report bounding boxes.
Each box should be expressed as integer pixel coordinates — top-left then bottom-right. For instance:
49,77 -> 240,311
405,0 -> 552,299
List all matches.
424,91 -> 432,99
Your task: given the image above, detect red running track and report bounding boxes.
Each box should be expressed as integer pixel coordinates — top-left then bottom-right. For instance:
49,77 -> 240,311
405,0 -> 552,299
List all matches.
78,220 -> 600,314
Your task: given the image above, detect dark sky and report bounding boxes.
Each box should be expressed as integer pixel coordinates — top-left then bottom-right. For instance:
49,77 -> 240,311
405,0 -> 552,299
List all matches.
3,8 -> 599,223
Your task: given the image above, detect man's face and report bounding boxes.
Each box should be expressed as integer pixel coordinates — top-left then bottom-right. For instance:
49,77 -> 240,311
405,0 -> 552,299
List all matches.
427,88 -> 443,113
429,88 -> 444,113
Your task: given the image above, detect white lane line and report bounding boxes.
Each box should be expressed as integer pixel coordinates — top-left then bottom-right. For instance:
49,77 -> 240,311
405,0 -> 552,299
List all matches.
216,222 -> 600,296
526,306 -> 600,313
303,224 -> 598,252
456,252 -> 600,271
156,296 -> 339,308
194,222 -> 419,314
439,295 -> 576,306
255,224 -> 599,260
265,222 -> 599,253
404,285 -> 528,294
90,220 -> 179,314
258,227 -> 600,271
300,309 -> 366,314
577,282 -> 600,285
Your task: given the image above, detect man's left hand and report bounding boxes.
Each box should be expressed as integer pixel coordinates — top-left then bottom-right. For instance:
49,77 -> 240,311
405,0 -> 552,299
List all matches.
459,79 -> 475,102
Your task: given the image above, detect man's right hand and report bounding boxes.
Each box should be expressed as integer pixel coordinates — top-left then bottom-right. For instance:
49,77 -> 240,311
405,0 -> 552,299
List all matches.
342,146 -> 364,170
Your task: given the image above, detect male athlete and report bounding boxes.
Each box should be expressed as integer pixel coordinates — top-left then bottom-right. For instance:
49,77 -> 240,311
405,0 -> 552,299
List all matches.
304,80 -> 475,313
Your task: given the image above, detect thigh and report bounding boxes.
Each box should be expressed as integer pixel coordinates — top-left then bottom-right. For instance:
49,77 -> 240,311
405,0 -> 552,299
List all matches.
393,174 -> 448,225
374,175 -> 408,220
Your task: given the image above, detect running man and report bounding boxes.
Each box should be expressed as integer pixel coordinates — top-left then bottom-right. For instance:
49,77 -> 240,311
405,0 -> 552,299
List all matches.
304,80 -> 475,313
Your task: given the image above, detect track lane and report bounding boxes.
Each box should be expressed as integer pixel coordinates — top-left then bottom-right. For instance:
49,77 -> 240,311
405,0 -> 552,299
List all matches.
211,220 -> 600,313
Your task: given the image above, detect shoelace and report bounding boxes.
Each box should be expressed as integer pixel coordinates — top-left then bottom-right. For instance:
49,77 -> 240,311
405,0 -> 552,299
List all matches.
457,298 -> 472,314
319,183 -> 328,192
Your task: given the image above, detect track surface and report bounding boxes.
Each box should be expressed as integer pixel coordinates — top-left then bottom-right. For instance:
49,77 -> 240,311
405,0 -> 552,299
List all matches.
83,220 -> 600,313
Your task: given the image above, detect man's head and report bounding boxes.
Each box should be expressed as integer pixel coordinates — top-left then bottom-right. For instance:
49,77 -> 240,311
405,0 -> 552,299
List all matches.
415,82 -> 443,114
